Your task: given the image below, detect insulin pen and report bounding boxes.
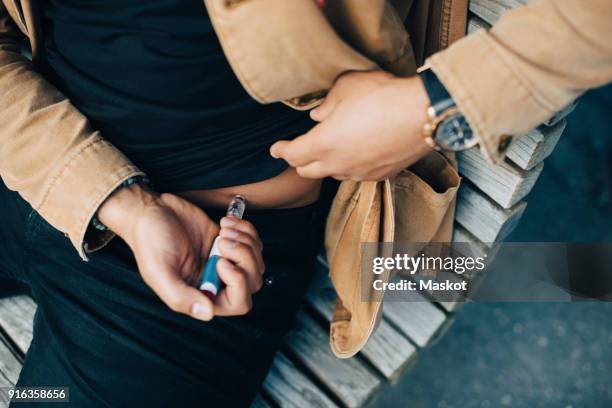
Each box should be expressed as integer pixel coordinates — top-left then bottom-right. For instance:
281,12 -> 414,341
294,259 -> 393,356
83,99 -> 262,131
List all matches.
198,195 -> 246,298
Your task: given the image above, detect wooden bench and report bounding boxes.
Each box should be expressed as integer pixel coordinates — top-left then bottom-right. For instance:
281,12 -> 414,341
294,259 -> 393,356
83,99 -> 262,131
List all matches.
0,2 -> 576,407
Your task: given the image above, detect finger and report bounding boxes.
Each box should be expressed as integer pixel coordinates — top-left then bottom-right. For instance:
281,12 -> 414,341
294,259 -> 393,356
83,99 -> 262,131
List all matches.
220,218 -> 263,252
220,217 -> 264,274
219,226 -> 260,252
214,259 -> 253,316
139,261 -> 215,322
218,238 -> 262,293
310,92 -> 337,122
270,129 -> 322,166
218,226 -> 265,274
311,70 -> 366,122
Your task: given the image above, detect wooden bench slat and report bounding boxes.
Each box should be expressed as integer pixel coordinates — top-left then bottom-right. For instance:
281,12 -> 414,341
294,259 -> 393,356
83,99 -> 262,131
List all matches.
263,353 -> 339,408
458,148 -> 544,208
505,120 -> 567,170
382,292 -> 448,348
0,339 -> 21,388
456,183 -> 527,244
437,225 -> 502,311
469,0 -> 527,25
305,279 -> 417,383
543,103 -> 576,127
284,312 -> 380,408
452,224 -> 497,258
467,13 -> 491,33
0,295 -> 36,355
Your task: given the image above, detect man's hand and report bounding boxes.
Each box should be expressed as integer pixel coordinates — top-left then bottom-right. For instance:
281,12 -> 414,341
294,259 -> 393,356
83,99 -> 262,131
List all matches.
271,71 -> 433,181
97,184 -> 264,321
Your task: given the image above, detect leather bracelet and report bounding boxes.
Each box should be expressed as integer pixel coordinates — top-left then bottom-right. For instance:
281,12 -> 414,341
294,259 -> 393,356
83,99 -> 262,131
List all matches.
90,175 -> 152,232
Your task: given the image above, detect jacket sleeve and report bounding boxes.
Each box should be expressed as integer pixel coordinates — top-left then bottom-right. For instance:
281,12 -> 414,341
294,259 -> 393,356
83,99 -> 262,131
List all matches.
426,0 -> 612,162
0,3 -> 143,260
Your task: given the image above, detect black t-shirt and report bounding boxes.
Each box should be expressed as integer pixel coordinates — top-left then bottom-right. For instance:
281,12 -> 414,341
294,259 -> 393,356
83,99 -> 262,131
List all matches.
40,0 -> 314,191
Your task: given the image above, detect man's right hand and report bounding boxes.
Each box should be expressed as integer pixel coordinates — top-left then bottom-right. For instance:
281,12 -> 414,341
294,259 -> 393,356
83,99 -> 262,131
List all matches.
97,183 -> 264,321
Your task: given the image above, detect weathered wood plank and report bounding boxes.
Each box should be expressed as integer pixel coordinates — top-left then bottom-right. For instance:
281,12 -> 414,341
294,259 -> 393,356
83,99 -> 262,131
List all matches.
263,353 -> 338,408
0,296 -> 36,354
284,312 -> 380,408
455,183 -> 527,244
382,292 -> 448,348
438,296 -> 466,312
506,120 -> 567,170
543,103 -> 576,127
0,339 -> 21,388
452,224 -> 493,258
440,225 -> 502,311
469,0 -> 527,25
305,277 -> 417,383
458,147 -> 544,208
444,224 -> 513,311
467,14 -> 491,34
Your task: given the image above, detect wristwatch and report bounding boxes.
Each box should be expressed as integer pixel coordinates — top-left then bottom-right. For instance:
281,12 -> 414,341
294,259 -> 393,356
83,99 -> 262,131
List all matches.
418,68 -> 478,152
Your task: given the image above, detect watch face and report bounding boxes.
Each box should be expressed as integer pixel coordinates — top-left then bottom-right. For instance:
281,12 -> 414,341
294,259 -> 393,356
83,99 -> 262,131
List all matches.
434,112 -> 478,151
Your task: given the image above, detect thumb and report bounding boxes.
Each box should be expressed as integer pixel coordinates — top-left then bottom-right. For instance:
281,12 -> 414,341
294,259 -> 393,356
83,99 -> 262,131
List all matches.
138,257 -> 216,321
270,128 -> 321,166
310,92 -> 338,122
270,140 -> 290,160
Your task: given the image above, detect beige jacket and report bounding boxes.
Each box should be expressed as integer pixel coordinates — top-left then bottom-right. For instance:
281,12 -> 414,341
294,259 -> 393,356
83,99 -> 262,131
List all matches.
1,0 -> 611,357
0,0 -> 466,258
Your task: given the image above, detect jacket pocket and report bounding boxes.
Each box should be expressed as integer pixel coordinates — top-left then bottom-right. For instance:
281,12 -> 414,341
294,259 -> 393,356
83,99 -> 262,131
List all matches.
393,151 -> 460,243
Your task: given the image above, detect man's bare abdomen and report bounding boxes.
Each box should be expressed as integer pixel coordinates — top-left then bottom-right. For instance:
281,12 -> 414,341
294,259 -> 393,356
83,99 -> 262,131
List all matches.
176,167 -> 323,210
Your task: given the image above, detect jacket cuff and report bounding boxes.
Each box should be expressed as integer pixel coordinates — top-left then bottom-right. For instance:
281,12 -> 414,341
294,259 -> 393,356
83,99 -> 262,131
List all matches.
34,135 -> 144,260
426,31 -> 556,163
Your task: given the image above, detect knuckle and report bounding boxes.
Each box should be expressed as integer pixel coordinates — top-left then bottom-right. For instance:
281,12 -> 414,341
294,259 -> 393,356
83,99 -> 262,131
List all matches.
254,278 -> 263,293
159,192 -> 174,202
223,238 -> 244,254
241,234 -> 254,248
231,298 -> 251,316
241,223 -> 259,244
241,298 -> 253,314
234,270 -> 248,286
242,221 -> 258,237
283,156 -> 297,166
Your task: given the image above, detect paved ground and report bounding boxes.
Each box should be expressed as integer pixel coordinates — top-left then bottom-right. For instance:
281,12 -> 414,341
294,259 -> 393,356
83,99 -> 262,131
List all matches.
377,86 -> 612,407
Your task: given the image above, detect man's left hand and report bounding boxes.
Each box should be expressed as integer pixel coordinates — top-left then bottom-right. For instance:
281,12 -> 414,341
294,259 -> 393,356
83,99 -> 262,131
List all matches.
270,70 -> 432,181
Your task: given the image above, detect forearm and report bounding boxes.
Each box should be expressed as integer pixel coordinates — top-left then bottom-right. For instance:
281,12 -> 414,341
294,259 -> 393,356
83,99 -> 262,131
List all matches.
0,4 -> 142,259
426,0 -> 612,162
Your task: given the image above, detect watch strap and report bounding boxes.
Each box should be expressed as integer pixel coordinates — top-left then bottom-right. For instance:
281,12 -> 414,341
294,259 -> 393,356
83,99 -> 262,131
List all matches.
419,69 -> 455,116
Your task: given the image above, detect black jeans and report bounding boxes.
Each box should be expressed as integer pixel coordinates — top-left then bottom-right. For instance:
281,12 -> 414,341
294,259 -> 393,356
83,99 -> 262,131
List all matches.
0,178 -> 334,407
